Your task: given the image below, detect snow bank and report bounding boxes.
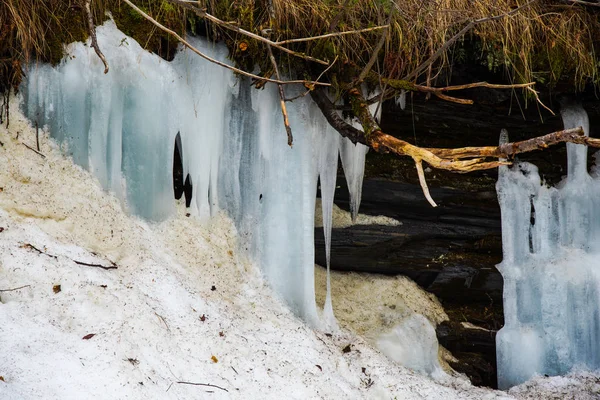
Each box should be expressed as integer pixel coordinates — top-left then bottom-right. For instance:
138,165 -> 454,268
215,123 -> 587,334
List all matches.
0,96 -> 519,399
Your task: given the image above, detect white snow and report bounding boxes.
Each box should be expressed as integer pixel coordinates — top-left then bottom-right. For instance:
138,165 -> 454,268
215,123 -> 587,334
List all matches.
495,101 -> 600,389
0,95 -> 525,400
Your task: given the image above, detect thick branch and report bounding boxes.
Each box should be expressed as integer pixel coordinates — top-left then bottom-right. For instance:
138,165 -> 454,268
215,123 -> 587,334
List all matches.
382,79 -> 536,94
427,127 -> 600,159
309,89 -> 367,145
313,87 -> 600,207
122,0 -> 330,87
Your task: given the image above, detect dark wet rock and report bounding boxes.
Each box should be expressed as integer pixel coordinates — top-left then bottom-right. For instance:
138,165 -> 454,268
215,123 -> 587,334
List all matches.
315,175 -> 504,387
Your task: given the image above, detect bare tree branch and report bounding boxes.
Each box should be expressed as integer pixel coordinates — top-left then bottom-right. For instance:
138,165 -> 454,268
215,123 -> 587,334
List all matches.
311,86 -> 600,206
266,44 -> 293,146
274,25 -> 389,46
85,0 -> 109,74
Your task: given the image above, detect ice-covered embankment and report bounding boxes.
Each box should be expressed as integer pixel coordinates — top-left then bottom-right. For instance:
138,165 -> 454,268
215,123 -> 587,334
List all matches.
22,20 -> 373,328
496,100 -> 600,389
23,20 -> 441,365
3,45 -> 521,400
2,96 -> 513,399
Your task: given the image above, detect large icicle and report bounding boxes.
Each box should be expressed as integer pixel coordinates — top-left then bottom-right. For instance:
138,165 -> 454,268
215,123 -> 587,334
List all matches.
316,108 -> 341,330
23,20 -> 359,326
496,101 -> 600,389
339,138 -> 369,222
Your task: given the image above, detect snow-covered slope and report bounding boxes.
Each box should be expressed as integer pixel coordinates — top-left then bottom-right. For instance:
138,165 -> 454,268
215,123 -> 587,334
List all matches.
0,96 -> 522,400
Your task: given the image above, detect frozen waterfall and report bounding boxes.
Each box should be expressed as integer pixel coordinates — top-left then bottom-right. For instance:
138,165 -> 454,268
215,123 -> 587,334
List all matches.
496,100 -> 600,388
21,20 -> 369,326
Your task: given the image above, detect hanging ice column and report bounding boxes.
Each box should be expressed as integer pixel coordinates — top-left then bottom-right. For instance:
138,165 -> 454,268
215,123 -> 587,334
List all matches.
21,21 -> 369,326
496,100 -> 600,389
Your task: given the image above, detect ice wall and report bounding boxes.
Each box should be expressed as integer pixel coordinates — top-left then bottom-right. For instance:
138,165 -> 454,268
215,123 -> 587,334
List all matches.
496,102 -> 600,389
22,21 -> 369,326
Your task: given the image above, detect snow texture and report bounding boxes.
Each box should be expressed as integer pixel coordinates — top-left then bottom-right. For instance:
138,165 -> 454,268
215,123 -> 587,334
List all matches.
0,94 -> 528,400
21,20 -> 366,327
496,101 -> 600,389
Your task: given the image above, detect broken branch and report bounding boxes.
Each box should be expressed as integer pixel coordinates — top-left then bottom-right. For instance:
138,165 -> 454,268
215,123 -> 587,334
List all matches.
266,44 -> 293,146
0,285 -> 31,292
274,25 -> 389,46
85,0 -> 109,74
21,143 -> 45,158
73,260 -> 118,270
176,382 -> 229,392
311,86 -> 600,206
427,127 -> 597,159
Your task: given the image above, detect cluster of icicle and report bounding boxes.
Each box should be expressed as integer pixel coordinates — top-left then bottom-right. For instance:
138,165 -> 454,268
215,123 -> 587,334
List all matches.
496,100 -> 600,388
22,20 -> 371,328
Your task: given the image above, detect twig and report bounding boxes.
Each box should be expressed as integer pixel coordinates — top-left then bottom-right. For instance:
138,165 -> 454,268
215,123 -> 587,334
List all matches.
166,0 -> 329,65
21,242 -> 117,270
568,0 -> 600,6
434,92 -> 473,104
414,158 -> 437,207
285,56 -> 339,102
266,44 -> 293,146
356,17 -> 390,84
526,86 -> 555,115
0,285 -> 31,292
154,312 -> 170,331
177,381 -> 229,392
85,0 -> 109,74
21,143 -> 46,158
403,0 -> 538,81
122,0 -> 329,87
35,120 -> 40,151
74,260 -> 118,270
275,25 -> 389,46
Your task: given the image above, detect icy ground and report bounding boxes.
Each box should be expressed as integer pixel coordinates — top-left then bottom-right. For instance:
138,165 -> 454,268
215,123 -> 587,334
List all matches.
0,101 -> 598,399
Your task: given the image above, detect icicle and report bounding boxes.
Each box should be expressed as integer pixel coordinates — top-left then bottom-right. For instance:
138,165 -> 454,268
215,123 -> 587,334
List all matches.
317,121 -> 341,331
395,89 -> 407,110
339,138 -> 368,222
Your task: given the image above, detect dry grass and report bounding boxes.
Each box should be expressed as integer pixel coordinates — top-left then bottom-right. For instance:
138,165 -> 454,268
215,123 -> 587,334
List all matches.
214,0 -> 599,89
1,0 -> 599,92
